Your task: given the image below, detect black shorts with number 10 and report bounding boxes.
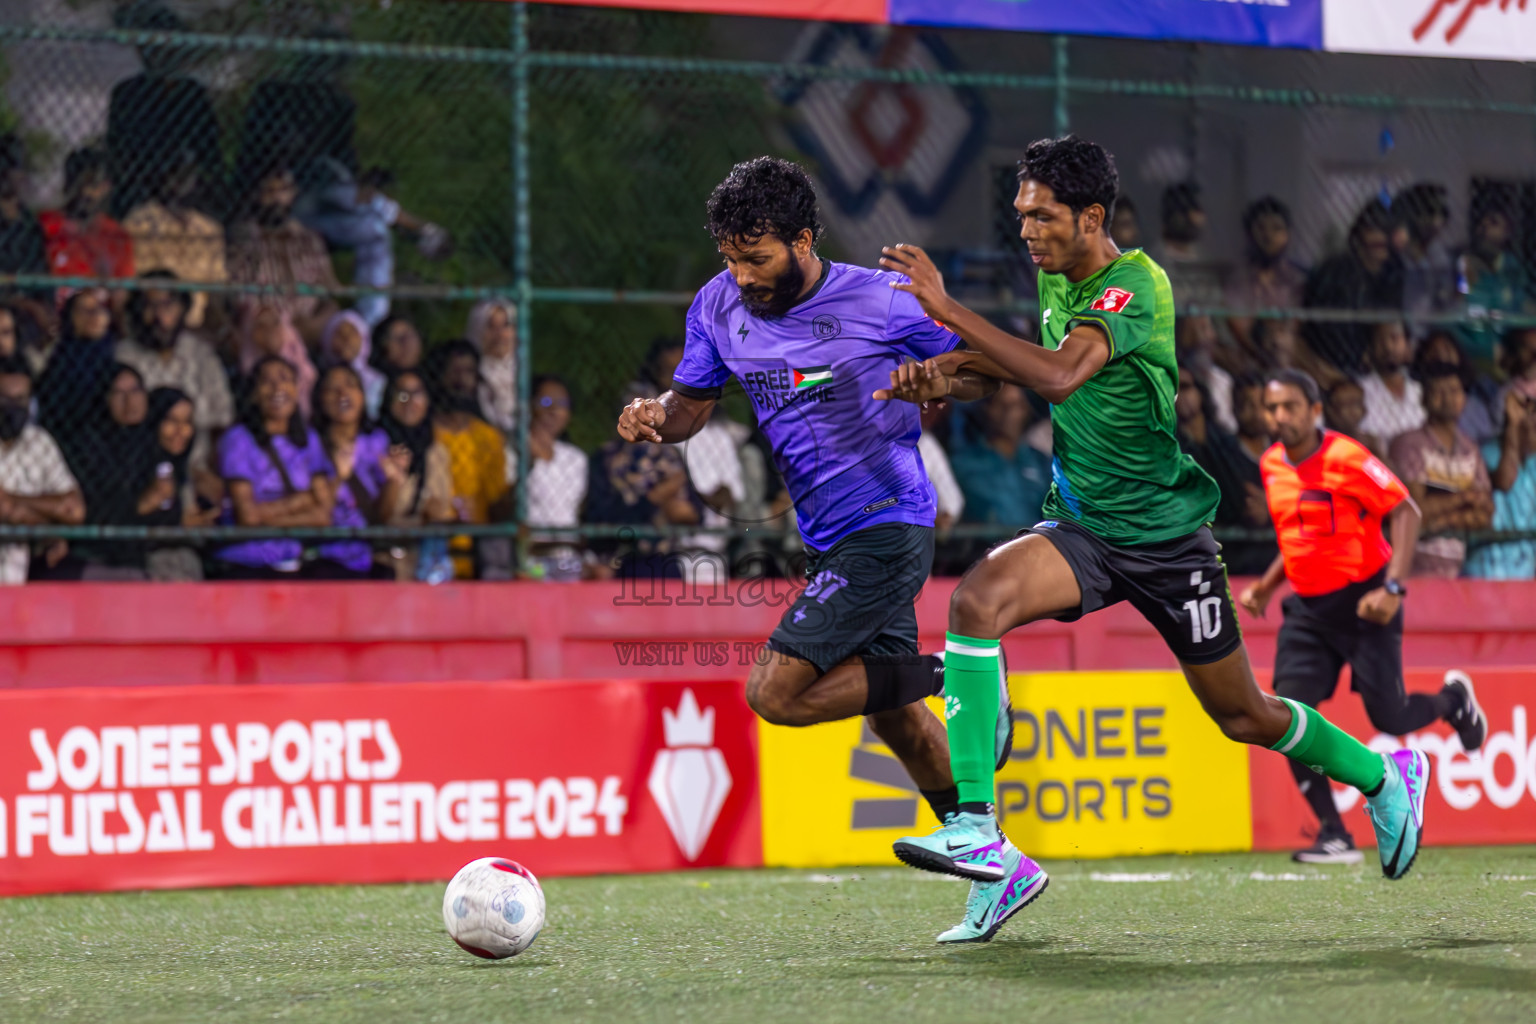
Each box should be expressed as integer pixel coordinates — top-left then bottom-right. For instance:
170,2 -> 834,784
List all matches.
1021,519 -> 1243,665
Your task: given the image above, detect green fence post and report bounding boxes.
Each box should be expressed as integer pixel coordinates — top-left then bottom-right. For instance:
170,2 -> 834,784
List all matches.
512,1 -> 532,568
1053,34 -> 1070,137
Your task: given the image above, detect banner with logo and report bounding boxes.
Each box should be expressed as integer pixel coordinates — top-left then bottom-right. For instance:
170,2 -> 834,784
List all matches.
1249,668 -> 1536,850
890,0 -> 1323,48
761,673 -> 1251,867
0,680 -> 761,896
1324,0 -> 1536,63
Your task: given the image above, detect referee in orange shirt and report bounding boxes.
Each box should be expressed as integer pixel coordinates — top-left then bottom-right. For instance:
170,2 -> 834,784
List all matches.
1239,369 -> 1486,864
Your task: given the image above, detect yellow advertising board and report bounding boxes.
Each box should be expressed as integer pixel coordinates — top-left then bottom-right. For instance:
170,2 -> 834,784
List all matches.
760,672 -> 1251,867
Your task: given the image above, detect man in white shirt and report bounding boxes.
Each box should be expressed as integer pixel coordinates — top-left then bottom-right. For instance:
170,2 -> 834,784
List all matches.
1357,320 -> 1425,450
0,358 -> 86,583
918,401 -> 963,533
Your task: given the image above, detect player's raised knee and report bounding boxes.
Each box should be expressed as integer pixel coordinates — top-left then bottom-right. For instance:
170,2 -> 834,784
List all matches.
949,575 -> 1007,640
744,666 -> 811,727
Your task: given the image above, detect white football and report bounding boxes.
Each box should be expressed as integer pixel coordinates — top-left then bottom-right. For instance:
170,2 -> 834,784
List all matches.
442,857 -> 546,959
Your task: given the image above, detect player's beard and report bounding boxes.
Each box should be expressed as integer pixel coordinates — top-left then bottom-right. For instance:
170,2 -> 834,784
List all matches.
739,258 -> 805,321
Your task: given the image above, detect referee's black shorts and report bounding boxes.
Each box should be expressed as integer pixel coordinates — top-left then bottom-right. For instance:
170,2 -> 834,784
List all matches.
1272,568 -> 1403,709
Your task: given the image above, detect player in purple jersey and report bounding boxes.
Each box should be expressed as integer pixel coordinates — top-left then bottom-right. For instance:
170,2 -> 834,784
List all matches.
615,157 -> 1010,828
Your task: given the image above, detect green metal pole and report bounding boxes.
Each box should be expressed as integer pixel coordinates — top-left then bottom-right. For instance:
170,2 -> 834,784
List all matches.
512,2 -> 532,567
1053,35 -> 1070,137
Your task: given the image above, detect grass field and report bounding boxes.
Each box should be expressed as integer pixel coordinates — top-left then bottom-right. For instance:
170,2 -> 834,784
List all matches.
3,848 -> 1535,1024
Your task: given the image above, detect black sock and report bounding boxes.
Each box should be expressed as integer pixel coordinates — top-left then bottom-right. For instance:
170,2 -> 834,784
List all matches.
958,801 -> 993,816
861,654 -> 945,715
1289,758 -> 1348,837
920,786 -> 960,823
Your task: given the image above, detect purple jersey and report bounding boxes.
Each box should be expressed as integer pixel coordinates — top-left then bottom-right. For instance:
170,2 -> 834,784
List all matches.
672,260 -> 961,549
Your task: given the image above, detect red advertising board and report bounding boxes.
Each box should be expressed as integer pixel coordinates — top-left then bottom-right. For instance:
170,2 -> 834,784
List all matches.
1250,668 -> 1536,850
0,679 -> 762,896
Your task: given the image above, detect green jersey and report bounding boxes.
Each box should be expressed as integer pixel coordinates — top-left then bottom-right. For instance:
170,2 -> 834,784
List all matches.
1036,249 -> 1219,545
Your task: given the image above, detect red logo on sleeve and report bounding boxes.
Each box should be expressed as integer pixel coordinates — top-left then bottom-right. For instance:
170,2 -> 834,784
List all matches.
1090,287 -> 1134,313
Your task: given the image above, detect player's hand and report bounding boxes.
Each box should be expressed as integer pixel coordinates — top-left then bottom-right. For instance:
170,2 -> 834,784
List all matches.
880,244 -> 954,322
1237,583 -> 1272,618
1356,587 -> 1401,625
617,398 -> 667,444
873,358 -> 948,403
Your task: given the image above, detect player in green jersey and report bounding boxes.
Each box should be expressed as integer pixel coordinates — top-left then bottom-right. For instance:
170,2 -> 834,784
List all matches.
872,136 -> 1430,943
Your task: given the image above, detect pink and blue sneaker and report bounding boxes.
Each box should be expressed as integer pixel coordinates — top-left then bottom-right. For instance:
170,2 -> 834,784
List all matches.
1364,748 -> 1430,880
893,811 -> 1011,882
937,845 -> 1050,943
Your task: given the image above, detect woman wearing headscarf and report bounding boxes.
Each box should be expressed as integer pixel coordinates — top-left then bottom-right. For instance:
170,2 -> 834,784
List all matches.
466,298 -> 517,434
136,386 -> 211,580
37,288 -> 120,470
320,309 -> 386,419
72,362 -> 150,576
379,368 -> 455,579
237,300 -> 318,418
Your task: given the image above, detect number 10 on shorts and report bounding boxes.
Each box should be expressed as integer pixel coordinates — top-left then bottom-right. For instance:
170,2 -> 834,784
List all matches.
1183,571 -> 1222,644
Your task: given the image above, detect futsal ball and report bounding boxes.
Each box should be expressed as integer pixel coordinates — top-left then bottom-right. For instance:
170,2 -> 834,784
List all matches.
442,857 -> 546,959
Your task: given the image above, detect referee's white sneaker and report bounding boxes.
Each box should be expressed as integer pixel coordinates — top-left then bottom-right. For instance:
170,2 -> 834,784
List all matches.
1443,670 -> 1487,753
1292,833 -> 1365,865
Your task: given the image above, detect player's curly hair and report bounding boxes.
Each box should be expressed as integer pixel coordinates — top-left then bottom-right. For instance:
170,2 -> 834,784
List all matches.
1016,135 -> 1119,220
706,156 -> 824,248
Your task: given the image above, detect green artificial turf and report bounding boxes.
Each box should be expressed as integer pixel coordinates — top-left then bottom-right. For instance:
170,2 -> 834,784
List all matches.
2,848 -> 1535,1024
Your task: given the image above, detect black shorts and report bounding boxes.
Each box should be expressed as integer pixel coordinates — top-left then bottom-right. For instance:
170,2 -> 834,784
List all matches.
767,522 -> 934,674
1021,519 -> 1243,665
1272,570 -> 1403,708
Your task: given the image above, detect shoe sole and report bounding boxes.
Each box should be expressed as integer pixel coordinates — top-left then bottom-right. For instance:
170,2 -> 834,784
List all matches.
892,842 -> 1007,882
938,874 -> 1051,944
995,644 -> 1014,771
1445,670 -> 1487,753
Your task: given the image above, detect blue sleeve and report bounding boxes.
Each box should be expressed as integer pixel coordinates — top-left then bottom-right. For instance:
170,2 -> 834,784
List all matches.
671,291 -> 732,400
888,285 -> 962,361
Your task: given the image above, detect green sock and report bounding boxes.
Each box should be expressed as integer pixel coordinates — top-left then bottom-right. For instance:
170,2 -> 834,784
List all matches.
1271,697 -> 1385,794
944,632 -> 1000,805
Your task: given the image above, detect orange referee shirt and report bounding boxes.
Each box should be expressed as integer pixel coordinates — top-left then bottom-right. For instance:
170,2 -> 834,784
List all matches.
1259,430 -> 1409,597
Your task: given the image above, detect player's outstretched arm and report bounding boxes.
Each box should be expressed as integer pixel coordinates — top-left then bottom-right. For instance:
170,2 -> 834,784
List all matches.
872,356 -> 1000,404
879,243 -> 1108,403
616,392 -> 716,444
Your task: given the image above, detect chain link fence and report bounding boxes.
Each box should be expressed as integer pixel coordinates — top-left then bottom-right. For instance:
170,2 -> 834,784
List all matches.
0,0 -> 1534,582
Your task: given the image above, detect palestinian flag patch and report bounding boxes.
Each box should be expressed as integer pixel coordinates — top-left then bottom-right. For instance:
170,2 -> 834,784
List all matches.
794,365 -> 833,389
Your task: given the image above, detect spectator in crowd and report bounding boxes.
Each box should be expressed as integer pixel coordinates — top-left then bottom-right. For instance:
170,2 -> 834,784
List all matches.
1232,373 -> 1272,462
1226,197 -> 1307,354
1395,183 -> 1456,323
1175,370 -> 1275,575
313,363 -> 400,579
1303,200 -> 1404,374
213,355 -> 335,579
370,314 -> 423,380
1357,320 -> 1425,449
521,374 -> 589,582
122,150 -> 228,331
320,310 -> 386,418
467,299 -> 518,435
1248,316 -> 1343,387
0,304 -> 18,360
918,400 -> 963,536
1109,194 -> 1140,251
1389,364 -> 1494,577
0,356 -> 85,583
1159,182 -> 1224,311
379,369 -> 455,579
1498,327 -> 1536,430
237,301 -> 317,418
950,383 -> 1051,527
137,387 -> 212,580
1466,388 -> 1536,579
37,288 -> 118,470
236,28 -> 357,200
106,1 -> 225,219
1456,190 -> 1532,373
423,339 -> 511,579
1412,329 -> 1500,443
1322,378 -> 1385,458
40,148 -> 134,315
587,410 -> 701,580
1176,316 -> 1237,432
227,162 -> 340,344
118,271 -> 233,473
72,363 -> 152,578
0,134 -> 46,282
